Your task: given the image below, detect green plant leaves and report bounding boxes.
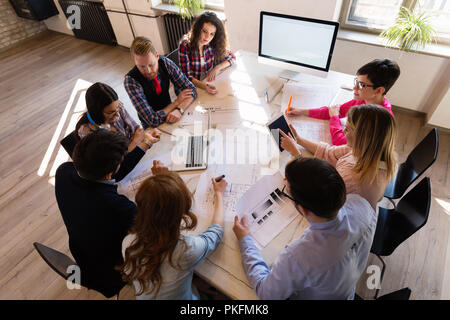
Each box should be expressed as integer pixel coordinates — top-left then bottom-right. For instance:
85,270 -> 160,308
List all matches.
380,6 -> 436,52
175,0 -> 205,20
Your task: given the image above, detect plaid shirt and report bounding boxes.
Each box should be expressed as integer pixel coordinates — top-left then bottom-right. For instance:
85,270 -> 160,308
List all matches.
124,56 -> 197,128
179,39 -> 236,81
78,101 -> 139,139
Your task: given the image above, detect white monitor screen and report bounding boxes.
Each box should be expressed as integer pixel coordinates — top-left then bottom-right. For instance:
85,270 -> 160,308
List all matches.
259,12 -> 339,72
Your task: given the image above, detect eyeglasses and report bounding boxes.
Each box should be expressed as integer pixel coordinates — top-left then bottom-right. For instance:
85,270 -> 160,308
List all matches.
281,185 -> 296,203
354,78 -> 374,90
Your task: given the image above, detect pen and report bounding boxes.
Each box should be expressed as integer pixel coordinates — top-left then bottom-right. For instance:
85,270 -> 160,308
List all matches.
285,95 -> 293,115
214,174 -> 225,182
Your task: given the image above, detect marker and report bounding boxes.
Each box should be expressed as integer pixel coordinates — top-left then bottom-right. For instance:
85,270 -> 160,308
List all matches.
214,174 -> 225,182
285,95 -> 293,115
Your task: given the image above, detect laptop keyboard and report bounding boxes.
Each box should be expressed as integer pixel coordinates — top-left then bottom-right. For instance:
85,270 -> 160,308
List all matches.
186,135 -> 204,167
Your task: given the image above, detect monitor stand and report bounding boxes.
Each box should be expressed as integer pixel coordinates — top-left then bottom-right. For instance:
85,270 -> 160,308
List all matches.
278,70 -> 303,81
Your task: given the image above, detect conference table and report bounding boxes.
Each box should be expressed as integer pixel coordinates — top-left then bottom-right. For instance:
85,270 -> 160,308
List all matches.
118,50 -> 354,300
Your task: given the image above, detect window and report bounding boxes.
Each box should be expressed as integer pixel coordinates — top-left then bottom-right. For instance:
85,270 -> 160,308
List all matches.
162,0 -> 224,11
340,0 -> 450,44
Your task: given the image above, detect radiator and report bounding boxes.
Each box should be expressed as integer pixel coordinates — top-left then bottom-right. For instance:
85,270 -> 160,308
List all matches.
163,14 -> 193,52
58,0 -> 117,46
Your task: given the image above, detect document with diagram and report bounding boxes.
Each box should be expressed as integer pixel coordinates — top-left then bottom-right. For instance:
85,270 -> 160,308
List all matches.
235,171 -> 298,249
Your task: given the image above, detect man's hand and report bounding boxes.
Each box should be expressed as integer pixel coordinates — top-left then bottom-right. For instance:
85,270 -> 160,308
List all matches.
279,129 -> 301,157
151,160 -> 169,175
328,104 -> 340,117
166,109 -> 181,124
287,108 -> 309,117
233,216 -> 250,240
175,89 -> 193,103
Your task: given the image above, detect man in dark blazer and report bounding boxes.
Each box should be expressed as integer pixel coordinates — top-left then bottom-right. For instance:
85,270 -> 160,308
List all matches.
55,130 -> 142,297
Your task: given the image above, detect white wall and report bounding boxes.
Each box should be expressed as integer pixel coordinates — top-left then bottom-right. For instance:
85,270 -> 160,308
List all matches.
224,0 -> 339,53
224,0 -> 450,120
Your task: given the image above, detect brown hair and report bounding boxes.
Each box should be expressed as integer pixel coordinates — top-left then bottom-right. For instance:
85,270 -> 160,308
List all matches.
347,104 -> 397,183
118,172 -> 197,297
130,36 -> 157,57
186,11 -> 229,61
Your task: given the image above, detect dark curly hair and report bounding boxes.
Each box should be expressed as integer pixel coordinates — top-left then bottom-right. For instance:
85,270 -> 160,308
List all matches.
186,11 -> 229,61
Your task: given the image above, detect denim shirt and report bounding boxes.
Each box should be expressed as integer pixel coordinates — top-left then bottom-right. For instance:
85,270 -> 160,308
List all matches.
238,194 -> 377,300
122,224 -> 223,300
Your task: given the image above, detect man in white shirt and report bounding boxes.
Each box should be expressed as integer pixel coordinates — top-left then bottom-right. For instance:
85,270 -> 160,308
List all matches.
233,157 -> 377,300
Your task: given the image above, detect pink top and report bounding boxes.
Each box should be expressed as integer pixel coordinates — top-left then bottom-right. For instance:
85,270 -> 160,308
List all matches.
309,97 -> 393,146
314,142 -> 389,209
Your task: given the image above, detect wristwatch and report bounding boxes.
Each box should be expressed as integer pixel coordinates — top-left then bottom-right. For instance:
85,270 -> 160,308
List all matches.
175,106 -> 184,115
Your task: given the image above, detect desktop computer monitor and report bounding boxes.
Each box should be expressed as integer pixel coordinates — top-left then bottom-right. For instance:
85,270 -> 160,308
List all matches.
258,11 -> 339,79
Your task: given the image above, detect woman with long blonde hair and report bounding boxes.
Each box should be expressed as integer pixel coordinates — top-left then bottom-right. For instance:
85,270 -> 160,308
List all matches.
119,165 -> 227,299
281,104 -> 396,210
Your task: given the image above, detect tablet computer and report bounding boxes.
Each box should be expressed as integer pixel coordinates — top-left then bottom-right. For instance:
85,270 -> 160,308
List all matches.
267,114 -> 293,152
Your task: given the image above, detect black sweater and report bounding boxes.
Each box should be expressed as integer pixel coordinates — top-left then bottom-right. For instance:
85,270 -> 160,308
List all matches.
55,159 -> 139,297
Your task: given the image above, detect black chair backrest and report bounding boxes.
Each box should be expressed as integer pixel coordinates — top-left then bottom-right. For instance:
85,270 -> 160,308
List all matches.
372,177 -> 431,256
33,242 -> 78,280
166,48 -> 179,67
385,128 -> 438,199
377,287 -> 411,300
60,130 -> 80,158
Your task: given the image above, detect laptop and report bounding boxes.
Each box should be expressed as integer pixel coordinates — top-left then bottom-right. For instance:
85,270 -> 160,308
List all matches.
171,109 -> 211,172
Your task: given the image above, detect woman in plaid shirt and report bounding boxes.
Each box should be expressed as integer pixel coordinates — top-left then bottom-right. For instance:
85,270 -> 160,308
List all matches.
76,82 -> 161,153
179,11 -> 236,95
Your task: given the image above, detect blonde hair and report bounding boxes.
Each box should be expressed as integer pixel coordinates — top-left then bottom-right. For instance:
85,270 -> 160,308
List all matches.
130,36 -> 157,57
347,104 -> 397,183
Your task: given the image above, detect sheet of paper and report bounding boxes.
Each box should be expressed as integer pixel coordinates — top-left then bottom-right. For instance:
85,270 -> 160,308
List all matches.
235,171 -> 298,249
281,82 -> 336,112
192,163 -> 260,222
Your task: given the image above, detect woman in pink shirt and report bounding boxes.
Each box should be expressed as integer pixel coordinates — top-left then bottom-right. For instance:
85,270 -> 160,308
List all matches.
287,59 -> 400,146
281,104 -> 397,210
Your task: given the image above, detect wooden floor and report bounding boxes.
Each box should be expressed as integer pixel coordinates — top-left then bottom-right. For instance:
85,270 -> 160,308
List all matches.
0,31 -> 449,300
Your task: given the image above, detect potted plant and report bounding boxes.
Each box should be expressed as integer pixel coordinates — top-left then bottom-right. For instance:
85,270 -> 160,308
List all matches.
380,6 -> 436,52
174,0 -> 204,20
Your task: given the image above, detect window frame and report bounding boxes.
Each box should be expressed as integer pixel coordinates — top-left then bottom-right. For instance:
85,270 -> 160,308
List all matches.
339,0 -> 450,45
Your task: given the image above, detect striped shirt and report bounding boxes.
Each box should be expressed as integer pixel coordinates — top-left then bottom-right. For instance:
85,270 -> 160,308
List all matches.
124,56 -> 197,128
179,38 -> 236,81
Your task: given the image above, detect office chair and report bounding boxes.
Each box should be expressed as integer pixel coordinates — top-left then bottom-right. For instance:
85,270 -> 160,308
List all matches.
33,242 -> 78,280
166,48 -> 179,67
60,130 -> 80,158
384,128 -> 438,200
33,242 -> 121,299
355,287 -> 411,300
371,177 -> 431,299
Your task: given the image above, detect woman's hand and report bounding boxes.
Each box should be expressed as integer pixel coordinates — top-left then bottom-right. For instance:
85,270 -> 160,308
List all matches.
131,126 -> 145,144
151,160 -> 169,175
279,129 -> 301,157
288,124 -> 301,144
207,67 -> 219,82
328,104 -> 340,117
145,128 -> 161,143
205,83 -> 218,95
287,108 -> 309,117
212,178 -> 227,196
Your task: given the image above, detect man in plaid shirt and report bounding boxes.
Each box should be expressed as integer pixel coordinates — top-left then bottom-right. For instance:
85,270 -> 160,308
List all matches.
124,37 -> 197,128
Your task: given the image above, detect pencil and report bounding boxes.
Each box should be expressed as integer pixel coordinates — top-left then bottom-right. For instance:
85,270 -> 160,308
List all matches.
286,96 -> 293,114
